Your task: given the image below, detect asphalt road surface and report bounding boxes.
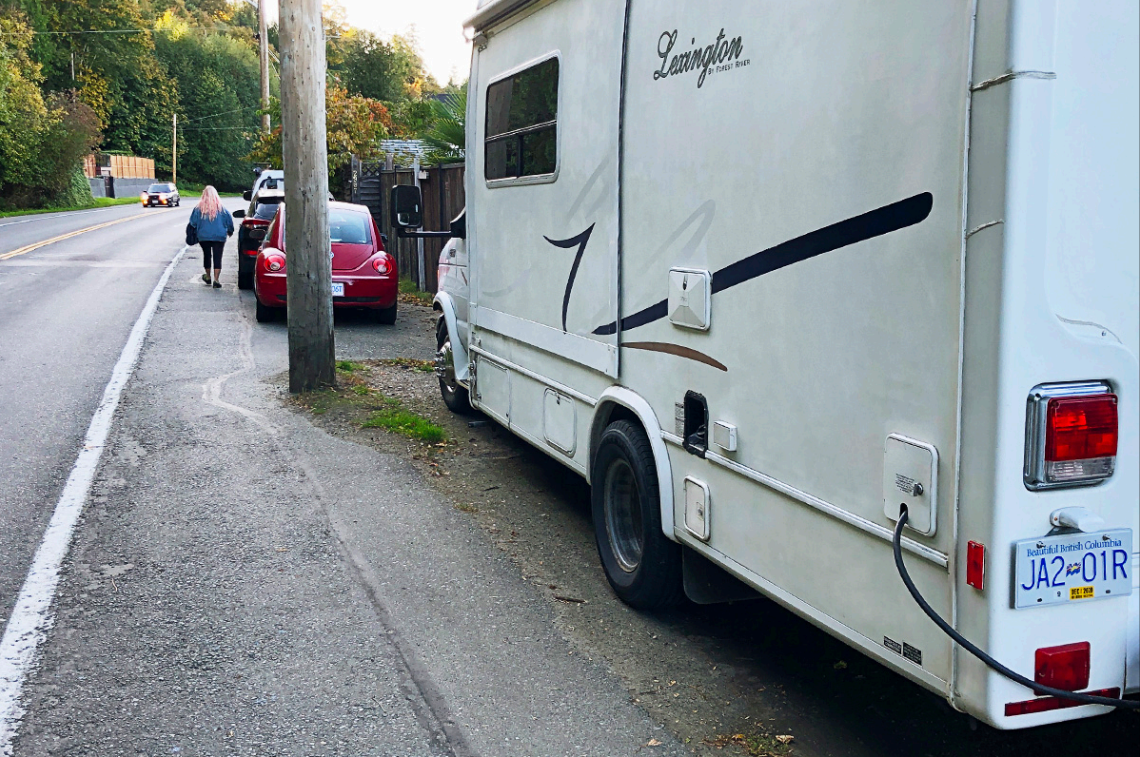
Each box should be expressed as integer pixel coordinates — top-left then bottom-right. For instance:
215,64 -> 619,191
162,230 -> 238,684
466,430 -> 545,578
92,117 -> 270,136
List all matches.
0,203 -> 687,756
0,203 -> 186,629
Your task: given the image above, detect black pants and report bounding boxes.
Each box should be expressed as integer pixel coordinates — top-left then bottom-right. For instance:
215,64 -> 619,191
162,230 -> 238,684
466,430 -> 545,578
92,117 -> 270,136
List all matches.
200,240 -> 224,269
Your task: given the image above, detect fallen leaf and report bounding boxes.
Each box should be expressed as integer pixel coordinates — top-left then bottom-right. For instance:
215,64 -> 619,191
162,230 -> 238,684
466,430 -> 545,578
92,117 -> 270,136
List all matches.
646,738 -> 662,747
776,734 -> 794,744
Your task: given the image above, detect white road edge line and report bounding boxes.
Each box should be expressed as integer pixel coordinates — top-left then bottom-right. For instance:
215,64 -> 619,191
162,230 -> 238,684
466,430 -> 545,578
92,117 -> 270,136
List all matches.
0,245 -> 190,756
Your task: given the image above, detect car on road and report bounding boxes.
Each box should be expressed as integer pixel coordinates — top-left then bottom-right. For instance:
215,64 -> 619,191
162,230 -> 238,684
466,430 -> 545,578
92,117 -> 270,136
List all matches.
253,201 -> 397,325
141,182 -> 179,207
232,186 -> 285,290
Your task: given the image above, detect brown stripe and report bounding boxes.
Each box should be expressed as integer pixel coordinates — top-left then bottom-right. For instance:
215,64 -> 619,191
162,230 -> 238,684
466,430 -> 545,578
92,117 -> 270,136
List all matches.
622,342 -> 728,372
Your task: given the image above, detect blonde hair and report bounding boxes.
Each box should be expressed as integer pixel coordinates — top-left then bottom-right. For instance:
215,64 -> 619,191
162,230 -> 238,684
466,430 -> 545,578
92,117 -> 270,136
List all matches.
197,185 -> 223,221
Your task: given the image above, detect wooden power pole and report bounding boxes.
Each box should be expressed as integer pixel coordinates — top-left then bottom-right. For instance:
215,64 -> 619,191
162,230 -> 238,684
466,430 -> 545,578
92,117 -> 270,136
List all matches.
258,0 -> 271,133
280,0 -> 335,393
172,113 -> 177,185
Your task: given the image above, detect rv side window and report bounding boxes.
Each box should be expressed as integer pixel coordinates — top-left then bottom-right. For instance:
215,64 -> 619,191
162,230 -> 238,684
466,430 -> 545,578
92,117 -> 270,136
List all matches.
484,57 -> 558,181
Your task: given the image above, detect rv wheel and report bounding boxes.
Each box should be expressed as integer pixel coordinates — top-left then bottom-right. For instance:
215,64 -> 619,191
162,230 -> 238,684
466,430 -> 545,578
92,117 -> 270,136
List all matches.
592,420 -> 683,610
436,316 -> 471,413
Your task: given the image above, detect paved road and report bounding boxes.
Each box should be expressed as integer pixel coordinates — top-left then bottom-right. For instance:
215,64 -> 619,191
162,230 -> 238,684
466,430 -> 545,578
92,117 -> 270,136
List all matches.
0,203 -> 188,626
1,206 -> 687,755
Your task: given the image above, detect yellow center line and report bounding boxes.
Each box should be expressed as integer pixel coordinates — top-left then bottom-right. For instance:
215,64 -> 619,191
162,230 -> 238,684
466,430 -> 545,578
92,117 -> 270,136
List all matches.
0,211 -> 160,261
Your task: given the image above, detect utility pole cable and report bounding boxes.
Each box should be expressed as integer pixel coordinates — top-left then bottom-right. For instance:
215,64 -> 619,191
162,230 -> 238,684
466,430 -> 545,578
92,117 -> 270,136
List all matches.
258,0 -> 271,133
280,0 -> 335,393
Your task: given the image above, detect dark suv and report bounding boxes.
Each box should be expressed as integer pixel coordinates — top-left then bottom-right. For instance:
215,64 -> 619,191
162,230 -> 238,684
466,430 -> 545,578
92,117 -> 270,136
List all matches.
143,182 -> 180,207
232,187 -> 284,290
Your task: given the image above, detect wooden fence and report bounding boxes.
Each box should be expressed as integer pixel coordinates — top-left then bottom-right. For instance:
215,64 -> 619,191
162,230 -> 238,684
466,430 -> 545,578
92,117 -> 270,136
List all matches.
346,158 -> 465,293
83,154 -> 155,179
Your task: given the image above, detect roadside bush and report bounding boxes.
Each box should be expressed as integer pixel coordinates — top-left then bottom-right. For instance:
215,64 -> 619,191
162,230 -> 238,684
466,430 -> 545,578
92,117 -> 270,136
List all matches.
0,14 -> 101,209
51,165 -> 95,208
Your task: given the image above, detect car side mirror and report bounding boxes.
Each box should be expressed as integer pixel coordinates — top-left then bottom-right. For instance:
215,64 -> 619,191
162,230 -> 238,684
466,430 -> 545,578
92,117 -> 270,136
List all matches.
232,209 -> 245,218
449,211 -> 466,240
391,184 -> 423,229
242,190 -> 252,201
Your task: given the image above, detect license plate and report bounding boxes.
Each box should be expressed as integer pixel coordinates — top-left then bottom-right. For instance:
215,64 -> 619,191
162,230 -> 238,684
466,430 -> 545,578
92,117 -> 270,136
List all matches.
331,282 -> 345,297
1013,529 -> 1132,609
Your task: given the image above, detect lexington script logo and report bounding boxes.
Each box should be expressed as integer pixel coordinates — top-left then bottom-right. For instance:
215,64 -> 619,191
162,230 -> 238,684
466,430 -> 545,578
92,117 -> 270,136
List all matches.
654,28 -> 748,88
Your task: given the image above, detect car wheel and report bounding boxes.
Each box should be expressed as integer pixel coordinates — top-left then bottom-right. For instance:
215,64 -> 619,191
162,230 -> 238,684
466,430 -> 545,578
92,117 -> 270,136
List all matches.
435,316 -> 471,414
373,302 -> 397,325
255,298 -> 278,323
592,420 -> 683,610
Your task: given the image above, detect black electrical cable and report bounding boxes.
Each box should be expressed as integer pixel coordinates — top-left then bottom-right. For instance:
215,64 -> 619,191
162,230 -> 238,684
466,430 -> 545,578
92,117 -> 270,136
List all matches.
892,506 -> 1139,710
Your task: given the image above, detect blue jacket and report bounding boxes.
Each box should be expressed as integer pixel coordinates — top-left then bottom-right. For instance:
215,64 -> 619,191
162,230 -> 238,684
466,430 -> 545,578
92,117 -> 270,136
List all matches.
190,206 -> 235,242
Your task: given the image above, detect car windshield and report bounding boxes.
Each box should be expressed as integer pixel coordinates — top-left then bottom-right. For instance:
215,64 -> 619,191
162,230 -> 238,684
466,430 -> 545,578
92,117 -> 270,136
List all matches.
147,184 -> 169,193
253,200 -> 281,221
329,209 -> 371,244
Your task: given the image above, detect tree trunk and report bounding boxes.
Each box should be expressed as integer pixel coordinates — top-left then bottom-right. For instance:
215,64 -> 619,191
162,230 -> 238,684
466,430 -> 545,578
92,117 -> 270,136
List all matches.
280,0 -> 335,393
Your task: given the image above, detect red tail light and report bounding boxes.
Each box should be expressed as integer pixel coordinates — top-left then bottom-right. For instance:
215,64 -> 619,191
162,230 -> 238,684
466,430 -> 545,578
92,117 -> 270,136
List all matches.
372,254 -> 392,274
1005,688 -> 1119,717
1025,383 -> 1117,489
264,254 -> 285,273
1035,642 -> 1090,691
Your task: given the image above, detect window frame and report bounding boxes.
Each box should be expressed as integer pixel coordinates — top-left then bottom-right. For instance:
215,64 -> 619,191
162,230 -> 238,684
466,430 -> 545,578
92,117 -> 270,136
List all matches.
483,51 -> 561,188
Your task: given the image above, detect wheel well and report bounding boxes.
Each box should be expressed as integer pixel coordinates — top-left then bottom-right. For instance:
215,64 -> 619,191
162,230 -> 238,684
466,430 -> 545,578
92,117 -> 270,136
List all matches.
589,401 -> 644,483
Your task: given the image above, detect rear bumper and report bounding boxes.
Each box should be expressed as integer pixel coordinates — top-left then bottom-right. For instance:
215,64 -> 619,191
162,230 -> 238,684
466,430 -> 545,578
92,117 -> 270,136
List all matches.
255,272 -> 397,309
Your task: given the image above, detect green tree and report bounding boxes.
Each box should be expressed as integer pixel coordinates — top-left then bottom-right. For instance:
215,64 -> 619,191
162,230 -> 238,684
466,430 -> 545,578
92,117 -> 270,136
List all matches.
340,31 -> 419,103
153,14 -> 262,189
247,86 -> 390,174
421,88 -> 465,164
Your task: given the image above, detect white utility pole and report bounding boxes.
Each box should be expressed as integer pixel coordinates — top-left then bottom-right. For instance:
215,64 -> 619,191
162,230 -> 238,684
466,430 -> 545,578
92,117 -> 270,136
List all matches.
172,113 -> 177,185
258,0 -> 271,132
280,0 -> 335,392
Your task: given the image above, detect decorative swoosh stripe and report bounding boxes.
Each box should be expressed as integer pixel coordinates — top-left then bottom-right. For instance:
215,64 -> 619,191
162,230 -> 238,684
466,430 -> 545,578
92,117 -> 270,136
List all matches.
622,341 -> 728,371
594,192 -> 933,335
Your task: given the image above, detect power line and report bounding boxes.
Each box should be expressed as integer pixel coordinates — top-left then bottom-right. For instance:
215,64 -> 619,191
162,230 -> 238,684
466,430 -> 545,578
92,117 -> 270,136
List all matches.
179,105 -> 262,124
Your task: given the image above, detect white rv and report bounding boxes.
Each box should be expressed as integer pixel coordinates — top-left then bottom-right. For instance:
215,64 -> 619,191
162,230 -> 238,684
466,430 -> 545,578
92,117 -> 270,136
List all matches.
392,0 -> 1139,729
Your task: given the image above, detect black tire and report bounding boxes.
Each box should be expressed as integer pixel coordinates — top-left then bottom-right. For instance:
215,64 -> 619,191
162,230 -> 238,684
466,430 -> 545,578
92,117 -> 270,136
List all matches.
255,298 -> 278,323
435,316 -> 471,414
592,420 -> 683,610
374,302 -> 398,325
237,270 -> 254,290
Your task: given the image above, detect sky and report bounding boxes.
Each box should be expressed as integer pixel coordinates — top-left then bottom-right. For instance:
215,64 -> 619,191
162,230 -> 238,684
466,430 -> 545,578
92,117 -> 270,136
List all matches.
335,0 -> 476,85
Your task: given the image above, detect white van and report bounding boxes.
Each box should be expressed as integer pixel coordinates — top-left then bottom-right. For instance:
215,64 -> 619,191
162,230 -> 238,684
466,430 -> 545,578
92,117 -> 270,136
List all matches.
392,0 -> 1139,729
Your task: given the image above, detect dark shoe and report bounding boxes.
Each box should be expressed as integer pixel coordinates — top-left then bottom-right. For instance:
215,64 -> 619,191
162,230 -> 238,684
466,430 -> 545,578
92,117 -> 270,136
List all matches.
202,272 -> 211,285
212,280 -> 222,288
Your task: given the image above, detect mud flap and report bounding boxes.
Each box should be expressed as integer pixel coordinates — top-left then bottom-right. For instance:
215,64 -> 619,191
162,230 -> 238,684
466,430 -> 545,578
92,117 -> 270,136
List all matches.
682,546 -> 759,605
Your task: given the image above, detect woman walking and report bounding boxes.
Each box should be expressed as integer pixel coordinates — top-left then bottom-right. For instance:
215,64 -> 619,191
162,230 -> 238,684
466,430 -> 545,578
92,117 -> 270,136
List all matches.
189,186 -> 234,288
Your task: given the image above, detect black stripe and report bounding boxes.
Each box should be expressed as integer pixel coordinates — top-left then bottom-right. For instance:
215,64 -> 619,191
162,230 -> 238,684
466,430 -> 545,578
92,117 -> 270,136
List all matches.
545,224 -> 596,333
592,192 -> 933,335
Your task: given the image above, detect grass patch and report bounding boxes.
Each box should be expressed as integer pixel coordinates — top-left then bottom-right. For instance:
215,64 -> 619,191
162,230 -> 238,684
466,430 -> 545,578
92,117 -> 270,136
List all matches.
361,407 -> 446,443
0,196 -> 140,219
398,277 -> 435,306
384,357 -> 435,373
292,361 -> 445,444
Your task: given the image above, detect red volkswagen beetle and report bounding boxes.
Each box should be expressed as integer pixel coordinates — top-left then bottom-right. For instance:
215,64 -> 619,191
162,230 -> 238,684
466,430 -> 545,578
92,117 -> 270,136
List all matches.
254,201 -> 398,324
